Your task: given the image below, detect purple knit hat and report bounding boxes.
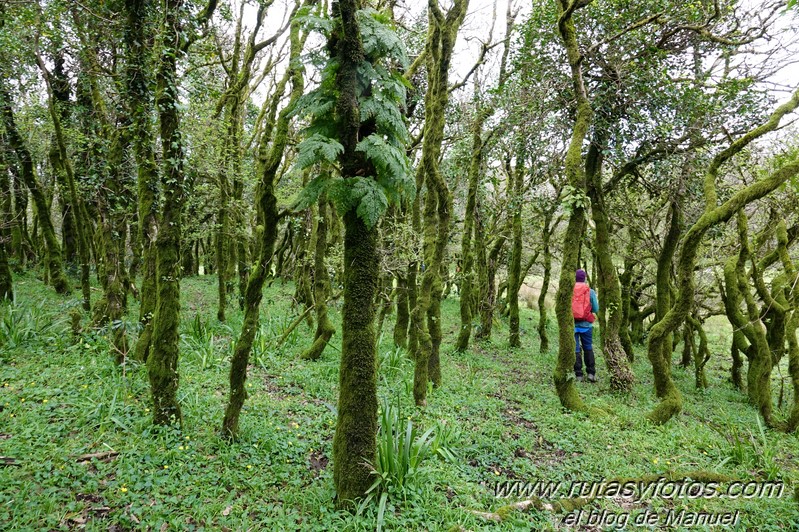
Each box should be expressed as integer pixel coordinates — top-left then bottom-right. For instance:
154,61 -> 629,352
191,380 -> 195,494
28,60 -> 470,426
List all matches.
576,269 -> 586,282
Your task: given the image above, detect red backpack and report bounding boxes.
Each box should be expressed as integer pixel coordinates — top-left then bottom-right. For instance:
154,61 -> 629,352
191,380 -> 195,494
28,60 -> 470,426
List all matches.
572,283 -> 595,323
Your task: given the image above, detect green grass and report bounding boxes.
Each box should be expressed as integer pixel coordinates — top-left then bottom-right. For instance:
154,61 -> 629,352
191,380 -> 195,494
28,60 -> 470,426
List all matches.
1,271 -> 798,530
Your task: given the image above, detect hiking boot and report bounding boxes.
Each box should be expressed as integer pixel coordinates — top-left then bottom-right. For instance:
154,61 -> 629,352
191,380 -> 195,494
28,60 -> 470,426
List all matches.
576,375 -> 584,382
587,374 -> 597,383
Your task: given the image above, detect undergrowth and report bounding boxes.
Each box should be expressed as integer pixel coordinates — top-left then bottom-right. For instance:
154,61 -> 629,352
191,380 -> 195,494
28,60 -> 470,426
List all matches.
1,271 -> 798,530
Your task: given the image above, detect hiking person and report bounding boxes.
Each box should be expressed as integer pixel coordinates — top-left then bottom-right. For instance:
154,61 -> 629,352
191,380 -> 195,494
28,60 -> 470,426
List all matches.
572,268 -> 598,382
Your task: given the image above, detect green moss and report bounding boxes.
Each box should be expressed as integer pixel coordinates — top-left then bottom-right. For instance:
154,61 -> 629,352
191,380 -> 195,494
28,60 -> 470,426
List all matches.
301,200 -> 335,361
333,210 -> 379,505
222,15 -> 304,438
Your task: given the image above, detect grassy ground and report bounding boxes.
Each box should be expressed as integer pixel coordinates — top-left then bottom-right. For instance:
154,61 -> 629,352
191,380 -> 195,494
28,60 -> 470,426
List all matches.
1,272 -> 798,530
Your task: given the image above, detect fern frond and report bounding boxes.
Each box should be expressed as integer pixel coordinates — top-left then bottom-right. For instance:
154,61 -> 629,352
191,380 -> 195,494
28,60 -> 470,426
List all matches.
296,134 -> 344,170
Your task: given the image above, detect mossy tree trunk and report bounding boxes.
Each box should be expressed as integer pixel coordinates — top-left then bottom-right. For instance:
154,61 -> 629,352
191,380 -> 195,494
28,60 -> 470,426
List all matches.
328,0 -> 380,505
645,88 -> 799,424
775,221 -> 799,432
732,211 -> 776,426
36,50 -> 92,311
552,0 -> 591,412
221,10 -> 305,438
9,160 -> 34,267
646,200 -> 682,422
411,0 -> 468,406
125,0 -> 160,364
147,0 -> 204,426
537,211 -> 554,352
0,138 -> 13,301
686,315 -> 710,390
618,240 -> 636,361
393,270 -> 410,348
507,144 -> 525,349
475,228 -> 505,340
585,139 -> 634,392
456,101 -> 489,351
301,198 -> 335,361
71,31 -> 131,361
0,83 -> 71,295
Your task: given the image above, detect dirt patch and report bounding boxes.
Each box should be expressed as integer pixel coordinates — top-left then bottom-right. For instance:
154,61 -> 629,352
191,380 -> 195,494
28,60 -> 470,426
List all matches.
502,406 -> 538,431
308,450 -> 328,476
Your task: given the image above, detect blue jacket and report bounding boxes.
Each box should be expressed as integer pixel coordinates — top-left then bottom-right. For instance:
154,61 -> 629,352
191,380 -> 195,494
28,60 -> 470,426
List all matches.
574,286 -> 598,331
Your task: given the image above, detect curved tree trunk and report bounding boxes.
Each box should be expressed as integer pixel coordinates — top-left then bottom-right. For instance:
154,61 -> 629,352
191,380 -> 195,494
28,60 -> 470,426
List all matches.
222,13 -> 305,438
586,140 -> 634,392
411,0 -> 468,406
645,89 -> 799,424
646,200 -> 682,423
455,102 -> 489,351
301,199 -> 335,361
0,84 -> 71,296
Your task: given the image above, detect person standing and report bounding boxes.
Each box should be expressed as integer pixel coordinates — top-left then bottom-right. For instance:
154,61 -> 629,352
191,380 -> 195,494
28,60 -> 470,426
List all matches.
572,268 -> 598,382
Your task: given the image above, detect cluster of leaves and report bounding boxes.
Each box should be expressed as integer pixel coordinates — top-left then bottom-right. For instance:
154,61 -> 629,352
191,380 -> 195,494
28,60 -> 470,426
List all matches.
292,8 -> 414,228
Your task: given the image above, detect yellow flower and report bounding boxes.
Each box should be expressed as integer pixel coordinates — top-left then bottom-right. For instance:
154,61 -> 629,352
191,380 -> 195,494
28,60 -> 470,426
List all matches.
666,461 -> 671,466
145,408 -> 150,413
3,382 -> 8,387
288,441 -> 293,446
247,465 -> 252,469
9,413 -> 14,418
82,385 -> 88,389
163,465 -> 169,469
120,487 -> 128,493
494,470 -> 500,476
20,398 -> 25,403
42,399 -> 48,404
185,436 -> 190,440
653,458 -> 659,464
178,446 -> 185,451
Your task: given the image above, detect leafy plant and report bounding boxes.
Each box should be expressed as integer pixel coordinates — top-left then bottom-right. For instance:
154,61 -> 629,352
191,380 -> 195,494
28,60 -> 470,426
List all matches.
292,7 -> 415,229
180,314 -> 229,370
0,300 -> 58,350
361,398 -> 437,530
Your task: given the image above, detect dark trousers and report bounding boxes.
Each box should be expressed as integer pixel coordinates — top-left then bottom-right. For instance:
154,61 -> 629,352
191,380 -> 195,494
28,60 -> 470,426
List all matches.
574,329 -> 595,377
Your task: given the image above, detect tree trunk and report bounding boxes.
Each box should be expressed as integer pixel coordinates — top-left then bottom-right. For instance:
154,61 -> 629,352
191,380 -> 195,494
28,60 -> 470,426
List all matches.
553,0 -> 591,412
125,0 -> 160,364
455,102 -> 488,351
393,272 -> 410,348
586,139 -> 634,392
222,13 -> 304,438
411,0 -> 468,406
508,145 -> 525,348
148,0 -> 192,426
537,212 -> 554,352
301,199 -> 335,361
645,89 -> 799,424
329,0 -> 381,505
0,84 -> 71,295
0,138 -> 13,301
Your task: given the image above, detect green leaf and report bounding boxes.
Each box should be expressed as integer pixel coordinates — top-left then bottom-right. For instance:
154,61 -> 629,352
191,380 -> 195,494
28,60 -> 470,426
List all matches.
295,134 -> 344,170
293,174 -> 334,211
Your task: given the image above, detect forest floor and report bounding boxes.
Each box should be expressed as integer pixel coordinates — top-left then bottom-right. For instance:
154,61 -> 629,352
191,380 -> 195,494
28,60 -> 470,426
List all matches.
1,272 -> 798,530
